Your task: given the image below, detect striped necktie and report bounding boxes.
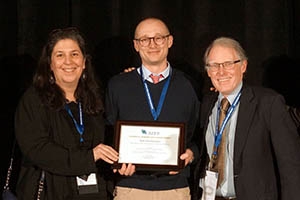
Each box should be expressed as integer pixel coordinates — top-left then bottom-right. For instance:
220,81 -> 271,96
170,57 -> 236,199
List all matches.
150,74 -> 163,84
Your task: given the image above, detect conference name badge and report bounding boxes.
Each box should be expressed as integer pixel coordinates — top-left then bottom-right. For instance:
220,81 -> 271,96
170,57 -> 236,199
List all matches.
200,170 -> 218,200
76,173 -> 98,194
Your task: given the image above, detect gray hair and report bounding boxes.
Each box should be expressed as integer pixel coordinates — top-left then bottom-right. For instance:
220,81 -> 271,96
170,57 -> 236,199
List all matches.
203,37 -> 248,68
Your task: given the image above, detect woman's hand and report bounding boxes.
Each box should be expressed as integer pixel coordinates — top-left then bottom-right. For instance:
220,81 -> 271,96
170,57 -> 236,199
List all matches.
93,143 -> 119,164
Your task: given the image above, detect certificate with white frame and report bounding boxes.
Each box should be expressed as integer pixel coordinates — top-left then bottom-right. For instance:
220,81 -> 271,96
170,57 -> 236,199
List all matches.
113,120 -> 185,171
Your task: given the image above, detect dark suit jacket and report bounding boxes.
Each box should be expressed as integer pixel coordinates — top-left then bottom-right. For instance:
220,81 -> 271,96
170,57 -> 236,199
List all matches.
195,84 -> 300,200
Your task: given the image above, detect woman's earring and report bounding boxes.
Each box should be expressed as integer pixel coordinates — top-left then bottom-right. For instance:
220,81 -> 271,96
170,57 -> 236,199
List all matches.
49,74 -> 55,84
82,72 -> 86,80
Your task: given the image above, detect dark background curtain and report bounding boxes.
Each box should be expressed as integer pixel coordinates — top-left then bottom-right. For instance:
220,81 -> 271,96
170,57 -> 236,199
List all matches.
1,0 -> 300,191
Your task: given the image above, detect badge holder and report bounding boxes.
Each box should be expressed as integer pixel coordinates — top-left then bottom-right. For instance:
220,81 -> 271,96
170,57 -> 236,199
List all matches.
76,173 -> 98,194
200,170 -> 218,200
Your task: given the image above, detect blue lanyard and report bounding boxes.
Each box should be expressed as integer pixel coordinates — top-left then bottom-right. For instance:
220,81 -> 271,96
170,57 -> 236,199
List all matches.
213,91 -> 241,156
140,68 -> 171,120
65,102 -> 84,142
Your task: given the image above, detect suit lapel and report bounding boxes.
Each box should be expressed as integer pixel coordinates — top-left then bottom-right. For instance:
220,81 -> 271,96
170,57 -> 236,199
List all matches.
202,87 -> 257,174
233,85 -> 257,174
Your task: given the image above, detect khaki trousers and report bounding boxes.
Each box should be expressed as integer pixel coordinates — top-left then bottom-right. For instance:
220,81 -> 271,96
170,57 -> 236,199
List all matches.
113,186 -> 191,200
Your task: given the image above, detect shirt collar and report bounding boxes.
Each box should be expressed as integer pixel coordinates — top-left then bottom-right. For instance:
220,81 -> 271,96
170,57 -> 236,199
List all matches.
138,63 -> 171,81
218,82 -> 243,105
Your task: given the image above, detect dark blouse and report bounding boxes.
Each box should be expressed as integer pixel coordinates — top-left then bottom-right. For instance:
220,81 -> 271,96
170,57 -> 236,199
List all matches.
14,86 -> 110,200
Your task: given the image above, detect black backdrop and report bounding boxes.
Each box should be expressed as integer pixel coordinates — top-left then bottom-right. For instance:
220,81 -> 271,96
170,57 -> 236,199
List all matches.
1,0 -> 300,191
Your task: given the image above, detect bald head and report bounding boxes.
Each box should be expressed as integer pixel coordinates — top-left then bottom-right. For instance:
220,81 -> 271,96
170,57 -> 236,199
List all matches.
133,17 -> 173,72
134,18 -> 170,39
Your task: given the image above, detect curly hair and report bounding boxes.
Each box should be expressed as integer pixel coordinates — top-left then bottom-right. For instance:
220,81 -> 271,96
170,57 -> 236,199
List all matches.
33,27 -> 103,115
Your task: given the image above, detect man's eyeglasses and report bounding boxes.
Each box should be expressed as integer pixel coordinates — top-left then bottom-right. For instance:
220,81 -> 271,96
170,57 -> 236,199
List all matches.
134,34 -> 170,47
206,60 -> 241,72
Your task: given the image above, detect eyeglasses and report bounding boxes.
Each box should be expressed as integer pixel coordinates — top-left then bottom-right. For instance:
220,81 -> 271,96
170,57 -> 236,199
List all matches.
206,60 -> 241,72
134,34 -> 170,47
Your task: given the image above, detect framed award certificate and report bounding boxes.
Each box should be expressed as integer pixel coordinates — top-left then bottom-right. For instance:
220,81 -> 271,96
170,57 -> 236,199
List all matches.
113,120 -> 185,171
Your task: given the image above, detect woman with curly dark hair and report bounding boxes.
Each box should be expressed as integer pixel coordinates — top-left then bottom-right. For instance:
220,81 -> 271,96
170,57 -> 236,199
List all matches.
14,27 -> 118,200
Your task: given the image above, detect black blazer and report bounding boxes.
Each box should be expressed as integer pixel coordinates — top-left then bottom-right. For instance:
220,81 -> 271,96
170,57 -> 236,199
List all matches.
195,84 -> 300,200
